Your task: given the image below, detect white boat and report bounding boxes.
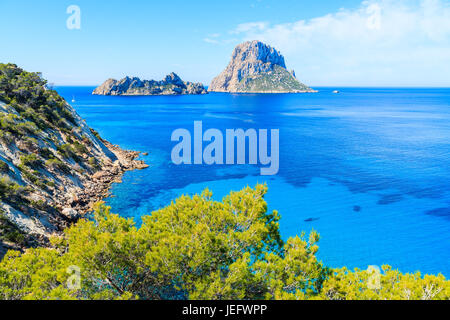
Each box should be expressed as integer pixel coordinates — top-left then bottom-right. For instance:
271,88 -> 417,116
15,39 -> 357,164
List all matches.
71,95 -> 76,103
333,90 -> 340,94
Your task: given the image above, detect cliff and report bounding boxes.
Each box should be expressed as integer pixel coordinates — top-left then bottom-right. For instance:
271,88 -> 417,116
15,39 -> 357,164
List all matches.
209,40 -> 316,93
93,72 -> 208,96
0,63 -> 147,256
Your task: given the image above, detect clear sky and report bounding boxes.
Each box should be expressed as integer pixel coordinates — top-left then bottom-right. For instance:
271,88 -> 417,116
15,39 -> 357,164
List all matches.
0,0 -> 448,86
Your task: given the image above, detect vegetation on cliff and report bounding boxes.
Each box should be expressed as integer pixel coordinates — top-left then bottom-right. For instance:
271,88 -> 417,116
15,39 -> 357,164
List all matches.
0,64 -> 143,254
0,185 -> 448,300
236,65 -> 313,93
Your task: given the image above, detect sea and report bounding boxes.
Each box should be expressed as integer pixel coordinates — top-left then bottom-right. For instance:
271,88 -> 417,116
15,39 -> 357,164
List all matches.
56,86 -> 450,277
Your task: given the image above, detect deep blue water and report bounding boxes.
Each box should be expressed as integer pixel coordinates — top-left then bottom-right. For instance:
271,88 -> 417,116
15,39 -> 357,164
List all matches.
56,86 -> 450,277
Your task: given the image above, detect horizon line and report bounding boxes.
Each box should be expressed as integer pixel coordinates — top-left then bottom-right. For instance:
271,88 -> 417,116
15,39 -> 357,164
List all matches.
52,84 -> 450,89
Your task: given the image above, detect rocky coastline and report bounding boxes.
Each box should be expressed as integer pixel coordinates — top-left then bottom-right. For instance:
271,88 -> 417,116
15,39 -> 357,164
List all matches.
0,132 -> 148,259
57,133 -> 149,219
0,63 -> 150,258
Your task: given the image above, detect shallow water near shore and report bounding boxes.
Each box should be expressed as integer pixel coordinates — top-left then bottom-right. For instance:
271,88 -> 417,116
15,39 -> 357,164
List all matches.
57,86 -> 450,277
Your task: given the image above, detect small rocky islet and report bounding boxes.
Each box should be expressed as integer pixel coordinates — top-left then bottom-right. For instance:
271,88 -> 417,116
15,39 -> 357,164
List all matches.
93,72 -> 208,96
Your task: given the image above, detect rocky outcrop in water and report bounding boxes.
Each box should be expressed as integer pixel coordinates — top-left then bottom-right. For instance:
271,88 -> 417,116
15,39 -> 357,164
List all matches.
93,73 -> 207,96
209,40 -> 316,93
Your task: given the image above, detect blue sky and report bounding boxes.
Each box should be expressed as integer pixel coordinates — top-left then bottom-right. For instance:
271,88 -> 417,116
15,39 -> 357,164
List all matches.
0,0 -> 448,86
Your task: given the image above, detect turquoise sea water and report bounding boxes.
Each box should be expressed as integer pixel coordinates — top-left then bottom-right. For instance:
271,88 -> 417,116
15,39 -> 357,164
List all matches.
56,87 -> 450,277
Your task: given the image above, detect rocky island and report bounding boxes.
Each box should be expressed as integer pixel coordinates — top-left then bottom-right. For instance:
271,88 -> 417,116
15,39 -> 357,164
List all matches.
93,72 -> 207,96
209,40 -> 316,93
0,64 -> 148,258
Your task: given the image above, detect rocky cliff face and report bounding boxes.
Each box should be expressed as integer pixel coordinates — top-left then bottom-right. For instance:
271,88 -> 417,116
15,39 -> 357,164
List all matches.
93,72 -> 208,96
0,64 -> 147,256
209,40 -> 316,93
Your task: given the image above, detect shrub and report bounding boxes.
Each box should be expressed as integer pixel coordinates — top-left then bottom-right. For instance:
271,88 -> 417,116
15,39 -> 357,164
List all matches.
45,159 -> 71,174
0,113 -> 38,137
72,141 -> 88,155
14,121 -> 38,136
90,128 -> 102,140
0,160 -> 9,173
17,165 -> 47,189
39,147 -> 55,160
0,213 -> 26,246
0,114 -> 19,133
0,129 -> 13,144
57,144 -> 75,159
0,63 -> 77,133
20,154 -> 42,169
30,199 -> 49,211
0,176 -> 23,201
0,185 -> 449,301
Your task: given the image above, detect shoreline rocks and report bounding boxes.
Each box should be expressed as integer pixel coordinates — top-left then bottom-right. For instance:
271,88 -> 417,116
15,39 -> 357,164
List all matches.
59,138 -> 149,217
